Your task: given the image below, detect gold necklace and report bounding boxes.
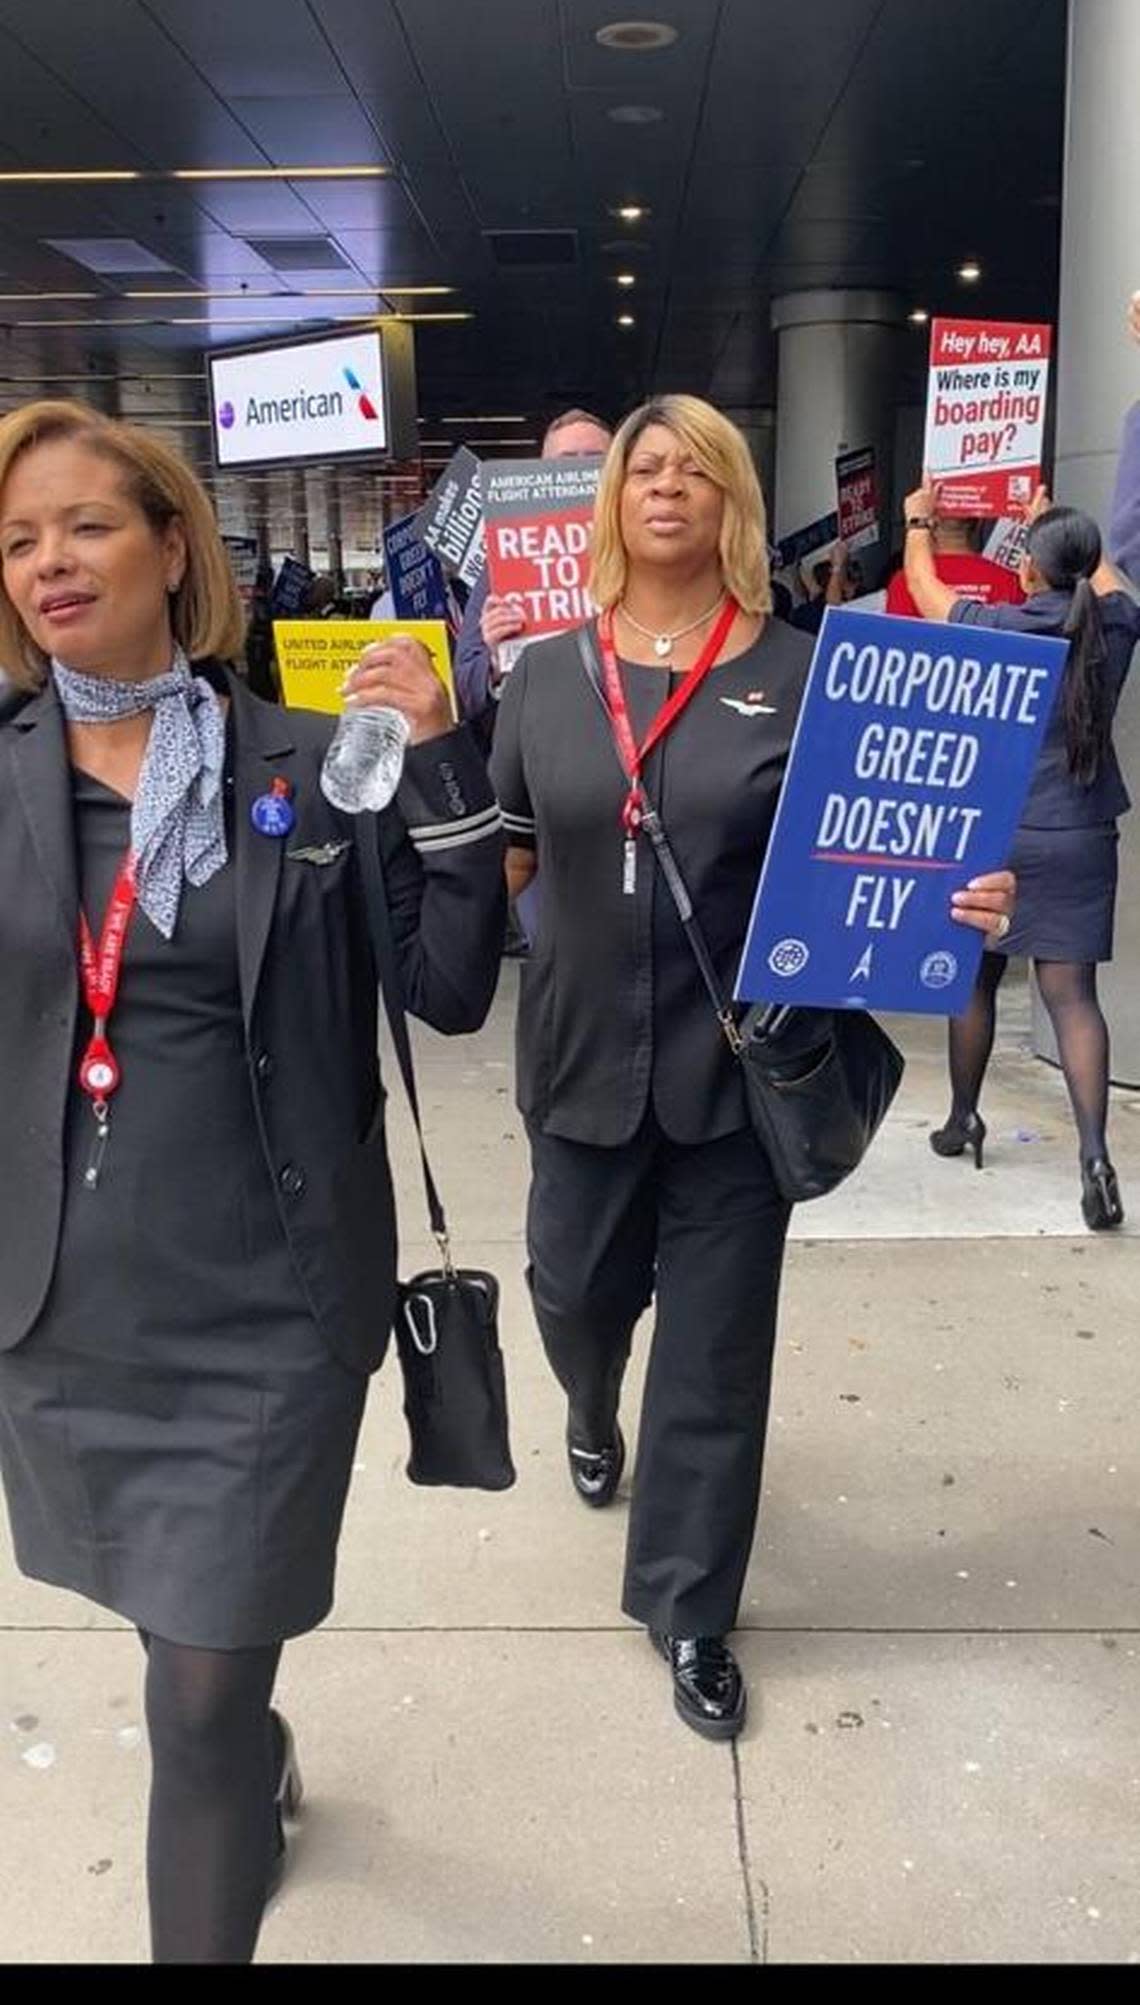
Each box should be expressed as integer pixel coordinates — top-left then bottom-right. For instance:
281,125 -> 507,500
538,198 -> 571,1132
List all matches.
617,592 -> 727,658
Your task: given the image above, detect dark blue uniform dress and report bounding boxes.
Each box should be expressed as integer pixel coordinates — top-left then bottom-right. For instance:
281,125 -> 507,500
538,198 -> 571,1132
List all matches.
950,589 -> 1140,961
0,768 -> 366,1649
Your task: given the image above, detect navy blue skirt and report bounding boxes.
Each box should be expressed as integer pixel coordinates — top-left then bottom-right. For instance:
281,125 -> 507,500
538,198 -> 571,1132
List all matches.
998,824 -> 1119,962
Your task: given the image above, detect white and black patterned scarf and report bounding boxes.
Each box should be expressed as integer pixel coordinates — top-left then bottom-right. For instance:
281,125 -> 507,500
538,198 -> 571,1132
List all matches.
52,648 -> 227,939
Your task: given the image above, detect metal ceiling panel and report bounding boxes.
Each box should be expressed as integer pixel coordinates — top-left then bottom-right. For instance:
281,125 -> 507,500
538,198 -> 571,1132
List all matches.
133,237 -> 280,283
390,0 -> 576,220
324,228 -> 450,283
84,186 -> 234,244
144,0 -> 347,98
181,183 -> 325,236
0,0 -> 266,168
288,177 -> 420,234
0,30 -> 144,168
313,1 -> 454,168
225,96 -> 390,171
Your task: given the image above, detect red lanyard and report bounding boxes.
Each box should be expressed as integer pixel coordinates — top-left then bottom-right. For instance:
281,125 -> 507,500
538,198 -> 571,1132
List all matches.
596,597 -> 739,838
76,852 -> 138,1185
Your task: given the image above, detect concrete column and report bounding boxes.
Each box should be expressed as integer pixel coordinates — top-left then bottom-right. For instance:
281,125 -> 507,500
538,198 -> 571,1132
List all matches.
770,290 -> 906,578
1042,0 -> 1140,1084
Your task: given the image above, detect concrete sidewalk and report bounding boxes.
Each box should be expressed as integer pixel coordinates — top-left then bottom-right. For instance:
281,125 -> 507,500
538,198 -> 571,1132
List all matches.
2,968 -> 1138,1963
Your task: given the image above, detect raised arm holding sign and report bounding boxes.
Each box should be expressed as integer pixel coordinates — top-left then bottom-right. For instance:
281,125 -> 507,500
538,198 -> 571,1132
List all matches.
922,317 -> 1052,518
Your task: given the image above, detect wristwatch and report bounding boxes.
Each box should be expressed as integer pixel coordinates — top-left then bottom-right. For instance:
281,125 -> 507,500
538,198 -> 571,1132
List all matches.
905,517 -> 935,532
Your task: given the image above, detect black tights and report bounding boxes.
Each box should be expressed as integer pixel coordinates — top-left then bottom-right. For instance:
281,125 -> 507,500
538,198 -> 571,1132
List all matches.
947,953 -> 1112,1160
139,1629 -> 283,1964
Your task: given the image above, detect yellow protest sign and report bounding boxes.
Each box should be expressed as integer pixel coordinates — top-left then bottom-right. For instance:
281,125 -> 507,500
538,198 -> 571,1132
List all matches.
272,619 -> 456,718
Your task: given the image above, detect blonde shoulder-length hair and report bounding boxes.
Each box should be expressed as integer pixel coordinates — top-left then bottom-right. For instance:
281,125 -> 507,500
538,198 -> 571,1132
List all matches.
589,394 -> 771,616
0,399 -> 245,690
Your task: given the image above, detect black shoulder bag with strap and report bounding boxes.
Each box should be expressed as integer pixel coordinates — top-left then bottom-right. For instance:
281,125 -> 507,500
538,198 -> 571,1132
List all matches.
358,827 -> 515,1490
576,625 -> 904,1204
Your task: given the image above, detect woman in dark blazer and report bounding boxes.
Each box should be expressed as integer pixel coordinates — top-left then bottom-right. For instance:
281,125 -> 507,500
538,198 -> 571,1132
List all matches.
0,400 -> 505,1962
490,396 -> 1014,1742
904,479 -> 1140,1230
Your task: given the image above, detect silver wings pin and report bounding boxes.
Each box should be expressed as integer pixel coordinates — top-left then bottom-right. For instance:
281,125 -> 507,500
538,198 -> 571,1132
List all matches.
286,840 -> 353,865
719,691 -> 778,716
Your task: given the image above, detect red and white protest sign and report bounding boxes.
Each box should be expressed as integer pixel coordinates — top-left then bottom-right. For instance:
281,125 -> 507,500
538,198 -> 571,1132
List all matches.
984,515 -> 1031,574
835,446 -> 879,551
483,455 -> 601,673
923,318 -> 1052,518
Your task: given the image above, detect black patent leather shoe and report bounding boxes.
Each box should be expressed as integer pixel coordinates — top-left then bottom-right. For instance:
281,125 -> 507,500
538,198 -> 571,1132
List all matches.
1081,1157 -> 1124,1231
650,1631 -> 747,1741
265,1709 -> 303,1905
567,1424 -> 625,1507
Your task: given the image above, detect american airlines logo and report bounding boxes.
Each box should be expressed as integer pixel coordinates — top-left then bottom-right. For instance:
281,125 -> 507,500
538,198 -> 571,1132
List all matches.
218,365 -> 381,431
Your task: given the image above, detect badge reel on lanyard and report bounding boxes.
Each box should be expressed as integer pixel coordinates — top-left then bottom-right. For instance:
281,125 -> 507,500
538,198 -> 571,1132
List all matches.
76,851 -> 138,1190
595,597 -> 738,893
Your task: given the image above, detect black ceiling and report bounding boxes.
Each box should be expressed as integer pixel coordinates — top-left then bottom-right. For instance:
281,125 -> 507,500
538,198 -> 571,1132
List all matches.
0,0 -> 1067,486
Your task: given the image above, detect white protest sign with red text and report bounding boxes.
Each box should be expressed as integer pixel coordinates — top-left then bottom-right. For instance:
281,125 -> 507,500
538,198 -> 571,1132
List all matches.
923,318 -> 1052,517
483,455 -> 601,673
835,446 -> 880,551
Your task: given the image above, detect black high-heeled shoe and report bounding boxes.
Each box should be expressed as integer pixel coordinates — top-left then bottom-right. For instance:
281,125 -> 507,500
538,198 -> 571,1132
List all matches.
929,1111 -> 986,1169
1081,1158 -> 1124,1231
266,1709 -> 303,1904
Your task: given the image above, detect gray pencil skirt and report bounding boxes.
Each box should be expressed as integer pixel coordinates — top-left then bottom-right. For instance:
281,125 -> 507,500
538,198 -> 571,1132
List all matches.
0,1315 -> 368,1650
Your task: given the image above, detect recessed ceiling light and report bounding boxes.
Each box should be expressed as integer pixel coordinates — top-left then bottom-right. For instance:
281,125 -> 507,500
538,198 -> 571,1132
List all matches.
615,272 -> 636,288
908,308 -> 930,325
596,21 -> 679,51
957,261 -> 982,283
607,104 -> 664,125
617,313 -> 636,328
613,205 -> 647,223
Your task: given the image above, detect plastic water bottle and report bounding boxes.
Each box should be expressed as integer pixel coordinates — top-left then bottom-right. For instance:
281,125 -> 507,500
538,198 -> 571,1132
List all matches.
319,705 -> 410,814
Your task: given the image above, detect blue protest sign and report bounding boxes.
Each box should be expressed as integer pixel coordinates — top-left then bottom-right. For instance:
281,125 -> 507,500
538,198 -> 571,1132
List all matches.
776,511 -> 838,570
383,512 -> 450,623
735,607 -> 1069,1016
269,556 -> 314,618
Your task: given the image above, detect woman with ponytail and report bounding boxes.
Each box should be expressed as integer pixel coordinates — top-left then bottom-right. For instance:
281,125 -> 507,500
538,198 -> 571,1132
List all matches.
904,480 -> 1140,1230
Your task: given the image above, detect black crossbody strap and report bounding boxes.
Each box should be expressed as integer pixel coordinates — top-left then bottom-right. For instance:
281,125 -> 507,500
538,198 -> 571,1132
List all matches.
575,623 -> 746,1055
358,822 -> 454,1271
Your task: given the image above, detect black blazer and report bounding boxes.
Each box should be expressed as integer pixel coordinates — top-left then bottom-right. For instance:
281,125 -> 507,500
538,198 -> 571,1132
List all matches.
0,665 -> 506,1372
491,619 -> 811,1146
950,588 -> 1140,828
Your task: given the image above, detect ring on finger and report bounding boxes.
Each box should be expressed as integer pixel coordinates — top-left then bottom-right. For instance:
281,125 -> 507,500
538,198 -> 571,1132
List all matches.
992,913 -> 1011,940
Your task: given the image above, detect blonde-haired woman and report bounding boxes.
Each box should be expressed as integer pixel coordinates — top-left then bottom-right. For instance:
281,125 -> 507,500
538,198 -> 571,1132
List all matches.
491,396 -> 1013,1739
0,400 -> 504,1959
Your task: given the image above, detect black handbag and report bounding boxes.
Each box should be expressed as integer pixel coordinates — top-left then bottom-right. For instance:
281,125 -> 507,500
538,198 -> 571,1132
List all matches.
575,627 -> 905,1205
359,831 -> 516,1490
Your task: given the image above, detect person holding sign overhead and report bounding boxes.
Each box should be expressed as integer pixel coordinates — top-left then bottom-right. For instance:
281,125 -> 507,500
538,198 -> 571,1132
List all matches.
454,407 -> 613,741
491,396 -> 1014,1741
0,400 -> 504,1962
904,478 -> 1140,1229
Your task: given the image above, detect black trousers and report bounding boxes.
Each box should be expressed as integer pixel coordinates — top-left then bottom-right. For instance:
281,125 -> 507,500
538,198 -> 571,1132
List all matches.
526,1112 -> 791,1637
